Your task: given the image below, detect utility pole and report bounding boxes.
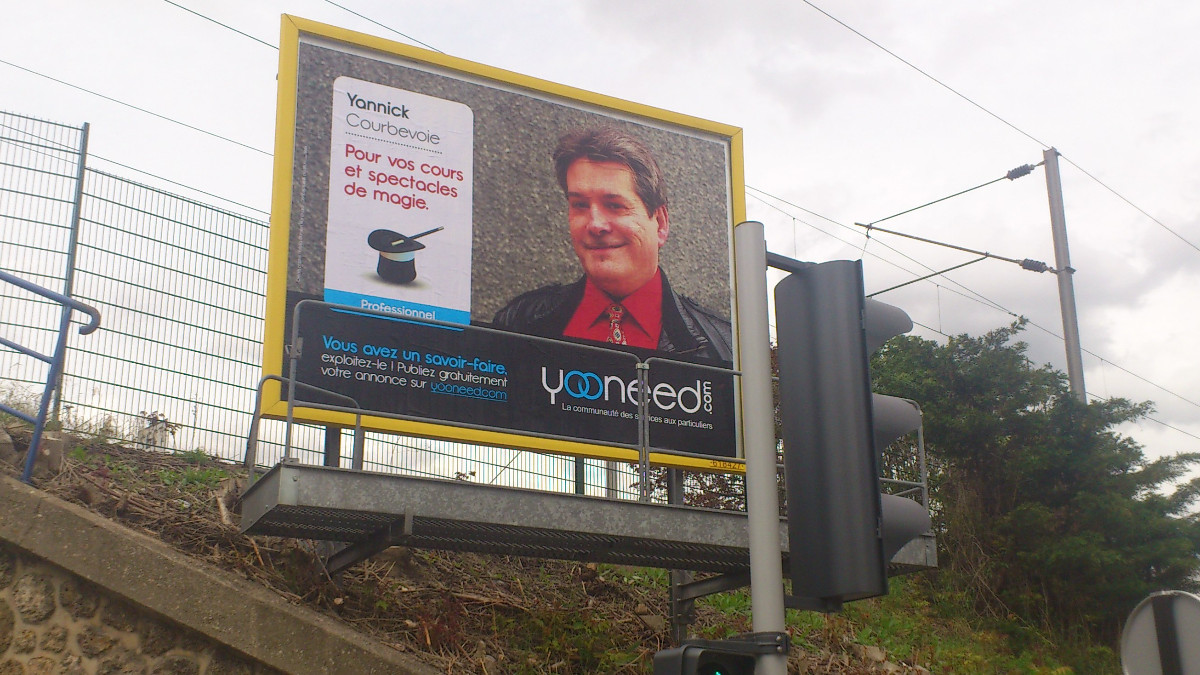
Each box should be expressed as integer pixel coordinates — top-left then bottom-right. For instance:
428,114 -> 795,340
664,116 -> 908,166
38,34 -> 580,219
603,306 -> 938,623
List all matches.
1043,148 -> 1087,403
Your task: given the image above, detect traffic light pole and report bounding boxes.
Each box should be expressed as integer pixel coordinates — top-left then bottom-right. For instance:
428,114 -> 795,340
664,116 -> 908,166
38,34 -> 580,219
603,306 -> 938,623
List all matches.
733,221 -> 788,675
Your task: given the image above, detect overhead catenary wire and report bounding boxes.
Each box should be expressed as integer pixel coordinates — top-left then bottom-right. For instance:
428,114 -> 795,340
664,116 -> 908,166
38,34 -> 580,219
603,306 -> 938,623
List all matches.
10,1 -> 1197,439
866,256 -> 989,297
89,153 -> 270,217
25,0 -> 1200,260
751,187 -> 1032,327
0,58 -> 273,158
322,0 -> 444,52
756,189 -> 1024,323
910,318 -> 950,339
747,185 -> 1017,317
865,163 -> 1039,227
750,185 -> 1200,414
1,118 -> 270,216
159,0 -> 278,50
162,0 -> 443,54
1082,350 -> 1200,410
748,190 -> 980,304
1087,392 -> 1200,443
746,0 -> 1200,434
1059,154 -> 1200,254
801,0 -> 1200,256
855,220 -> 1052,274
800,0 -> 1049,149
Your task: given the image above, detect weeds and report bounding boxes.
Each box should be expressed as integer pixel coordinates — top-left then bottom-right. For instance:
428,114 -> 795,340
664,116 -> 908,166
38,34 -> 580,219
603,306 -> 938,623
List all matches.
0,382 -> 39,425
156,466 -> 225,489
4,430 -> 1124,674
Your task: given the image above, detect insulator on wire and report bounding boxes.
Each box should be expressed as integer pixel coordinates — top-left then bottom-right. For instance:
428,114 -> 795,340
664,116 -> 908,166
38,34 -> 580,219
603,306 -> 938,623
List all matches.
1006,164 -> 1036,180
1019,258 -> 1050,273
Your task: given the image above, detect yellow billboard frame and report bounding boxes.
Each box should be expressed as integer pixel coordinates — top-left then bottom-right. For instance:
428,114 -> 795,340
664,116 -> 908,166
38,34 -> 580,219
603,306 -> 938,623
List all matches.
263,15 -> 747,473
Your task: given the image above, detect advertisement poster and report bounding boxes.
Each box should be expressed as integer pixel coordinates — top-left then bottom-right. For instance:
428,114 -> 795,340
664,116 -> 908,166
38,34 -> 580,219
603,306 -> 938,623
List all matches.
323,77 -> 473,324
295,303 -> 737,455
264,16 -> 747,467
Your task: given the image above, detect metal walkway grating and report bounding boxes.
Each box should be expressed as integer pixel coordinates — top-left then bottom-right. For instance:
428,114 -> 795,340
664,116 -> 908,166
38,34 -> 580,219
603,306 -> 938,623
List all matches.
239,461 -> 936,575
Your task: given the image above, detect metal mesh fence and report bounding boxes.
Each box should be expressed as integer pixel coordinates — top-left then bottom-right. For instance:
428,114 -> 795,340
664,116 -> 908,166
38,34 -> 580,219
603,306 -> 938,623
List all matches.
59,168 -> 269,456
0,112 -> 85,389
0,110 -> 651,501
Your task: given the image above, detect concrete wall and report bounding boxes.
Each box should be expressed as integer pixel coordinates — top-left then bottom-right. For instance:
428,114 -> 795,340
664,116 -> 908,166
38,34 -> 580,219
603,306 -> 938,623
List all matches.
0,474 -> 438,675
0,542 -> 272,674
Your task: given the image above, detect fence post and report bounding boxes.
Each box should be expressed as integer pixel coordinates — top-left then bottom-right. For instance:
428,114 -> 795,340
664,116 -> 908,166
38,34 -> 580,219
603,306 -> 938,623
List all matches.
49,122 -> 90,426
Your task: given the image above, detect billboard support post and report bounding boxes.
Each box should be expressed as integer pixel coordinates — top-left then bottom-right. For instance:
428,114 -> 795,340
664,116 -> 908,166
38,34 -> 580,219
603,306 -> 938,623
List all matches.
324,425 -> 342,467
573,458 -> 585,495
733,221 -> 787,675
637,362 -> 652,502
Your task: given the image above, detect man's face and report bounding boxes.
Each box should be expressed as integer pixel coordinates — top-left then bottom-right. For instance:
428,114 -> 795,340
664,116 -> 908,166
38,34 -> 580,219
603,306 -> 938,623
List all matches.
565,159 -> 669,299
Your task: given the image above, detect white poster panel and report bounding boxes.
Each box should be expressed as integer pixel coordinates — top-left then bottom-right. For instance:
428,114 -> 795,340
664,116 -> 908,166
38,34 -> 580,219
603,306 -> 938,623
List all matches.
323,76 -> 474,324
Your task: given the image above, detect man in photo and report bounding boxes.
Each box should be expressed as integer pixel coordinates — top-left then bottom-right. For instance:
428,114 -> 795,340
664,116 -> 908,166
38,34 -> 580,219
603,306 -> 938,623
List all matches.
492,126 -> 733,364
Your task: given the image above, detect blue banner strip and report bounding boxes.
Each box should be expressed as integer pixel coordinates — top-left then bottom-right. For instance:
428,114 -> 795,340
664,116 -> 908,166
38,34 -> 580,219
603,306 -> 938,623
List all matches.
324,289 -> 470,325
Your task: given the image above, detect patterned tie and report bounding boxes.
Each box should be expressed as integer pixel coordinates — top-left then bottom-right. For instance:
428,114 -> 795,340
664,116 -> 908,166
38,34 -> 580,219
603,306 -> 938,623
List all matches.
606,304 -> 627,345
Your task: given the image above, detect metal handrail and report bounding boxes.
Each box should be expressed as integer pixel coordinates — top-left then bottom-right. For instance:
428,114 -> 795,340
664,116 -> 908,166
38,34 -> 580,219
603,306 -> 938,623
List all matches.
244,374 -> 364,484
880,399 -> 930,511
0,269 -> 101,334
0,269 -> 101,483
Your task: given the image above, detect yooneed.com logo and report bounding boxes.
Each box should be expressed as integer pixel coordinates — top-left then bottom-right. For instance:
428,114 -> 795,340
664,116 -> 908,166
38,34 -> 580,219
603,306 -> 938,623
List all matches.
540,367 -> 713,414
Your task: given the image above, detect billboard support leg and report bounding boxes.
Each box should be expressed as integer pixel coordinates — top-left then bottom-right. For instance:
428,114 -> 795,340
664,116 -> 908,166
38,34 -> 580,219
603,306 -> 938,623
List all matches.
667,469 -> 696,643
324,425 -> 343,467
574,457 -> 586,495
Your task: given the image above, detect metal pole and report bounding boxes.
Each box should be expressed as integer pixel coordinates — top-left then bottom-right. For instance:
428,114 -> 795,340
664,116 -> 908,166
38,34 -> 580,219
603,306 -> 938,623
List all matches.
733,221 -> 787,675
667,469 -> 696,644
323,425 -> 343,467
1043,148 -> 1087,402
637,362 -> 652,502
49,122 -> 90,426
604,461 -> 619,499
574,457 -> 586,495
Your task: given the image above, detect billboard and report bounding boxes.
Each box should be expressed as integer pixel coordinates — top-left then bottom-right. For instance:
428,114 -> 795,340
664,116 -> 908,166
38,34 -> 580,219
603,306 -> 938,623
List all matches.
263,16 -> 746,471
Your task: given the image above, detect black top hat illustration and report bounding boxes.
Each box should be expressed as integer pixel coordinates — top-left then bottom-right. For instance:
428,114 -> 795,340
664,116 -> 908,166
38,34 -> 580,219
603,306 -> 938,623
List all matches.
367,227 -> 443,283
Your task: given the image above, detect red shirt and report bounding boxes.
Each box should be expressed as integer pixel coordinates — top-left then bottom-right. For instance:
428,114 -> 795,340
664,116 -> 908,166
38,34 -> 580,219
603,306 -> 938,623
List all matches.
563,270 -> 663,349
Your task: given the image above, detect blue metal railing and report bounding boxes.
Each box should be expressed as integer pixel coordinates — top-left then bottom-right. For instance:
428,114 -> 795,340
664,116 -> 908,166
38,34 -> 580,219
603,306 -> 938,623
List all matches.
0,269 -> 101,482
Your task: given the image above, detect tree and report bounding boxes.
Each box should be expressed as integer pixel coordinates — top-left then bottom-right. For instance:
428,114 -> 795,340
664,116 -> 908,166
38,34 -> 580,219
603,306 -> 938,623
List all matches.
871,322 -> 1200,640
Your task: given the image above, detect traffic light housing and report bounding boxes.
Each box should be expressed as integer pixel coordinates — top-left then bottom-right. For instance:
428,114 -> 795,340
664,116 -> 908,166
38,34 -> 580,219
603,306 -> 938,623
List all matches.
774,259 -> 930,612
653,642 -> 757,674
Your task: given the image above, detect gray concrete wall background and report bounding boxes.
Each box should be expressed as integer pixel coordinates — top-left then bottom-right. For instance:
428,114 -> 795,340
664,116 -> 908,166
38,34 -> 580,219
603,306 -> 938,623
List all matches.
288,40 -> 735,322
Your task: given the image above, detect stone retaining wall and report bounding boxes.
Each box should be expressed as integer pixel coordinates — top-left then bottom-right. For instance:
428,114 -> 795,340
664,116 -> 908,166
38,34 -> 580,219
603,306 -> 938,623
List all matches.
0,541 -> 272,674
0,472 -> 437,675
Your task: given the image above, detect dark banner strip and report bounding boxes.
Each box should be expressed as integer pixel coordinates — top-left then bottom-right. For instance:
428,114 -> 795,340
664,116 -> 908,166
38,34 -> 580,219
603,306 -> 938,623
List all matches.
292,303 -> 738,457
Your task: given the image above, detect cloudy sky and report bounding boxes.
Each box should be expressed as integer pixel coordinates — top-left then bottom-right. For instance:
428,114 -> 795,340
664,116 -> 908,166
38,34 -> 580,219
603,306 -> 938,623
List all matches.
4,0 -> 1198,466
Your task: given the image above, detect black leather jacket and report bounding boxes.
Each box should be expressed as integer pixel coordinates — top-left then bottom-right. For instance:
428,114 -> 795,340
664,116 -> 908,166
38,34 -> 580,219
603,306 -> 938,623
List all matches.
491,271 -> 733,364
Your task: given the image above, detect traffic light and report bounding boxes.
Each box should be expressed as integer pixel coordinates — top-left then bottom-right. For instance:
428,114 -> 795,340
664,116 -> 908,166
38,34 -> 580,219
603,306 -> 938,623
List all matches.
774,259 -> 930,612
653,641 -> 757,674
